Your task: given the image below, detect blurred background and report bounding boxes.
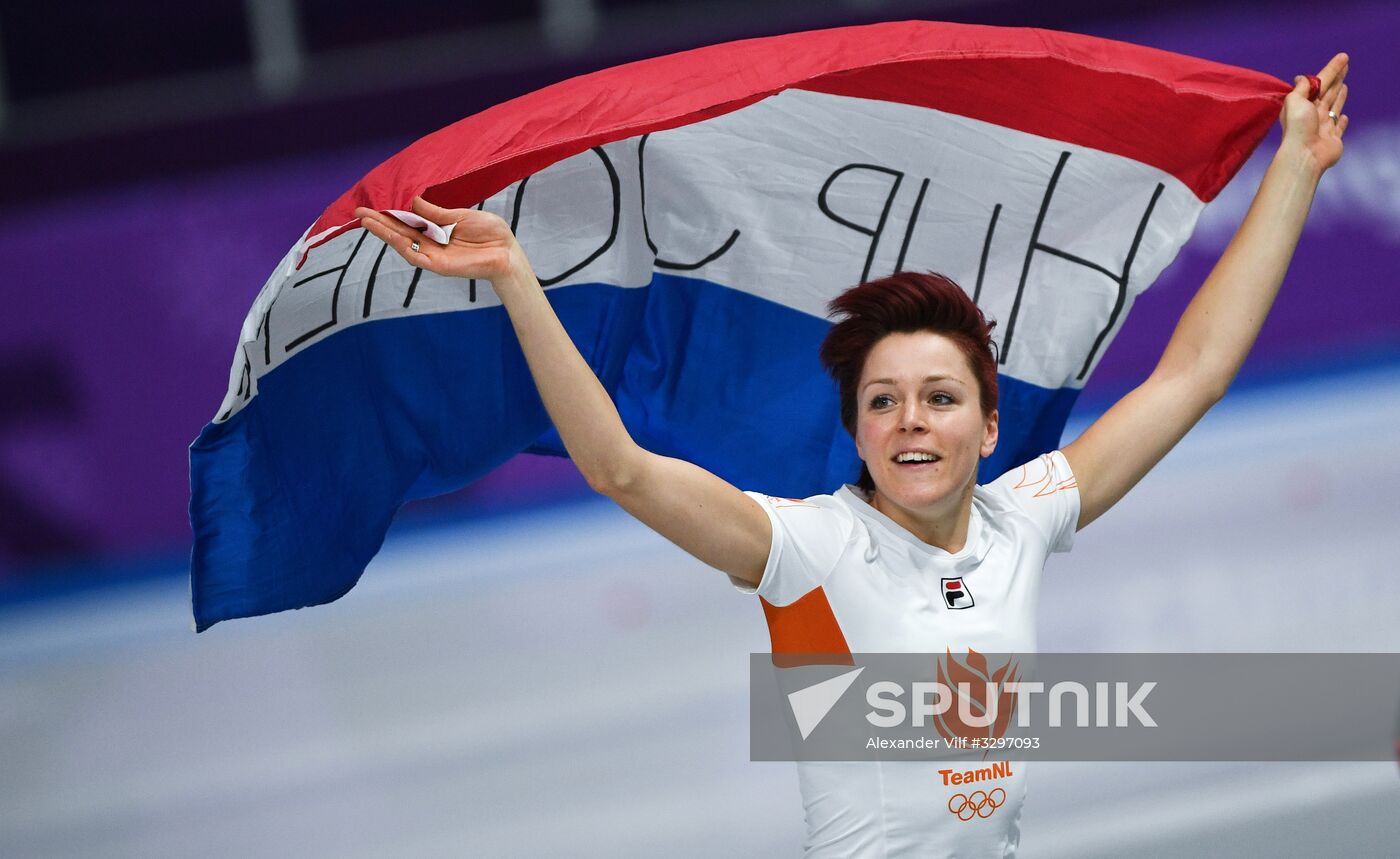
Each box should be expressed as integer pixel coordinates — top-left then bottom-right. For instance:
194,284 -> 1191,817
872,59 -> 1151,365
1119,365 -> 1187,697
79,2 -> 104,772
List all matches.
1,0 -> 1396,856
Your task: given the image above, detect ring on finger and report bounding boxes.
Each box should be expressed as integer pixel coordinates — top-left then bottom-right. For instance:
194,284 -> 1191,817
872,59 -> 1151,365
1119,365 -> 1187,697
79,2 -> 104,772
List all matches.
1328,110 -> 1338,122
411,240 -> 421,253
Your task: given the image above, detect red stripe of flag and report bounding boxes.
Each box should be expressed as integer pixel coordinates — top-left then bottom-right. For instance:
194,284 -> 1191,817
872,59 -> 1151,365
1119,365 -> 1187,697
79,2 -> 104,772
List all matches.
303,20 -> 1287,262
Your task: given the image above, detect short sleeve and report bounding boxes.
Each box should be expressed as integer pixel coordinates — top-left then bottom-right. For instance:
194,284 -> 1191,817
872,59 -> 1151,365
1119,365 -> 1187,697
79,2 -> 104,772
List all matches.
727,491 -> 854,604
984,449 -> 1081,553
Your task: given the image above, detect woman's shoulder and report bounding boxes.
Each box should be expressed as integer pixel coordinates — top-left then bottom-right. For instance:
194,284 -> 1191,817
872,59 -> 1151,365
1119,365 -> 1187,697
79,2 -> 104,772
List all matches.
976,450 -> 1080,553
743,488 -> 861,534
733,488 -> 861,601
979,450 -> 1076,499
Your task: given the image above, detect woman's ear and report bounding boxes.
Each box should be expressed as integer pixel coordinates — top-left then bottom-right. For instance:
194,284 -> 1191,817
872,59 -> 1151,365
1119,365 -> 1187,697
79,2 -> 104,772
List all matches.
980,408 -> 999,458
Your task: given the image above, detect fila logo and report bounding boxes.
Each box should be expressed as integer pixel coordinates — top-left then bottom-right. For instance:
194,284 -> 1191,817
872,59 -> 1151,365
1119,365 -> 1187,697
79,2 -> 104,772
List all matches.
942,577 -> 974,610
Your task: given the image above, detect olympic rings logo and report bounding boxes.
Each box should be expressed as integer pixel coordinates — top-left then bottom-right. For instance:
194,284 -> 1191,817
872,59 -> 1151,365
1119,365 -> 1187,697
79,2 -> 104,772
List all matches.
947,788 -> 1006,820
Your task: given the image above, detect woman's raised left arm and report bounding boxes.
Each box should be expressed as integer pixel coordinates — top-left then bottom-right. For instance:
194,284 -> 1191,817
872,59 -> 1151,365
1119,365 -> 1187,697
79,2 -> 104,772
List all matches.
1062,52 -> 1350,530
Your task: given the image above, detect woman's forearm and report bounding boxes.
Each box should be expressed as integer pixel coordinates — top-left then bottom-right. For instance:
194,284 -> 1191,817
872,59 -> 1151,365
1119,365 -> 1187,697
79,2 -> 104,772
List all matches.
490,249 -> 639,491
1155,142 -> 1324,396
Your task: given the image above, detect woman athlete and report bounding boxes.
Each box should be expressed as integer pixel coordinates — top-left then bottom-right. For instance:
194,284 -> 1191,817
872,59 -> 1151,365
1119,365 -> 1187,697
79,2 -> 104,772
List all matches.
357,52 -> 1350,858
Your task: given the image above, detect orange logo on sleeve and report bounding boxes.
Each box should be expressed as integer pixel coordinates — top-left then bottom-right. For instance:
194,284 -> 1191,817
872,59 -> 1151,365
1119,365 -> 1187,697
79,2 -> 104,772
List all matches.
1012,454 -> 1077,498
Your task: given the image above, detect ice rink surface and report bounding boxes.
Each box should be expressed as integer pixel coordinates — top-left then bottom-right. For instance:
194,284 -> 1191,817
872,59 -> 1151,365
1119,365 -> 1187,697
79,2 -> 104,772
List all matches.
2,364 -> 1398,857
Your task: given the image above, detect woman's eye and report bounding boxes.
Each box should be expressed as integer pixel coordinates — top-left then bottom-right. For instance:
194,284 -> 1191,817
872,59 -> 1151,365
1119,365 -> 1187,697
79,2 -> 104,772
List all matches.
930,393 -> 954,405
870,395 -> 893,409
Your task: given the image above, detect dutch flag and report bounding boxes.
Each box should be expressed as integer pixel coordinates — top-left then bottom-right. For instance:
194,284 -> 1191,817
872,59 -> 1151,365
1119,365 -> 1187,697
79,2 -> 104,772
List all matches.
189,20 -> 1289,631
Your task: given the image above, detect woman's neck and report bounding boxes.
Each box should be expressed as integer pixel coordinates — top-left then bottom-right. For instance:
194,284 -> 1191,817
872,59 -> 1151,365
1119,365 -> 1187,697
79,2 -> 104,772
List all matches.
869,485 -> 974,553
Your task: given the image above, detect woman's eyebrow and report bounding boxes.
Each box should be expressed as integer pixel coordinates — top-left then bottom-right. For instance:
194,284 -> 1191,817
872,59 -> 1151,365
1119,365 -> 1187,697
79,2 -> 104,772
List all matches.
862,375 -> 963,392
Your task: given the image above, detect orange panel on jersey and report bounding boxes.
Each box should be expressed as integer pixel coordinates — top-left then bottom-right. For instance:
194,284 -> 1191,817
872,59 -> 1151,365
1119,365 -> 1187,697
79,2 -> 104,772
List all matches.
760,588 -> 854,668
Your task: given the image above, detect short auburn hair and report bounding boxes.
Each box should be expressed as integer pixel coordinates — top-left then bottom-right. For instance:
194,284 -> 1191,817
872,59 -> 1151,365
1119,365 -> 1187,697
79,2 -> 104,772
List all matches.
818,271 -> 999,492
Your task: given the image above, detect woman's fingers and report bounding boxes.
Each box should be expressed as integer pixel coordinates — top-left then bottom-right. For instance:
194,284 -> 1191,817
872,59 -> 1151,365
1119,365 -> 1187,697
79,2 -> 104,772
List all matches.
354,201 -> 516,280
356,207 -> 407,238
359,212 -> 436,267
410,194 -> 466,224
355,207 -> 430,243
1321,73 -> 1346,111
355,205 -> 449,265
359,214 -> 405,250
1292,76 -> 1310,103
1331,84 -> 1348,120
1315,52 -> 1348,97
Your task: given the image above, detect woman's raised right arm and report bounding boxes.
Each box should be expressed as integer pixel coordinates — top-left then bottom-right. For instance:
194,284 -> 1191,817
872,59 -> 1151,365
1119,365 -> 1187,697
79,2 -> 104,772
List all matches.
356,197 -> 771,587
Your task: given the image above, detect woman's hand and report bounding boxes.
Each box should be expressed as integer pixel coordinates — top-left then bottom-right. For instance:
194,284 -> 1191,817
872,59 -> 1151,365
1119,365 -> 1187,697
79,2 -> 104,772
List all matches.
1280,52 -> 1349,173
355,195 -> 524,282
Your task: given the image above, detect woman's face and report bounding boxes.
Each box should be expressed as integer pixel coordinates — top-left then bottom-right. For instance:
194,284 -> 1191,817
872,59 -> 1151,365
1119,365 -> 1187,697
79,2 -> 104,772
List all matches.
854,331 -> 998,513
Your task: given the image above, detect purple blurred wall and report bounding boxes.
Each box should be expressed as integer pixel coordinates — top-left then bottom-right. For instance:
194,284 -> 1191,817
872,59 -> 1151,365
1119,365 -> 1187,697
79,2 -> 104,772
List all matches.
1,0 -> 1395,580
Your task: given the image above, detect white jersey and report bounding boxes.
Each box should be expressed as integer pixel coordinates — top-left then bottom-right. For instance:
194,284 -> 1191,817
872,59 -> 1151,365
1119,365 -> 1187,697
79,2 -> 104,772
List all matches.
730,450 -> 1080,858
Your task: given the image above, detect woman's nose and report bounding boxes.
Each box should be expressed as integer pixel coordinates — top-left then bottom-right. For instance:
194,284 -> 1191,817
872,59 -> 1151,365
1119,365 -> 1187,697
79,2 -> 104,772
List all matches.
898,403 -> 927,432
